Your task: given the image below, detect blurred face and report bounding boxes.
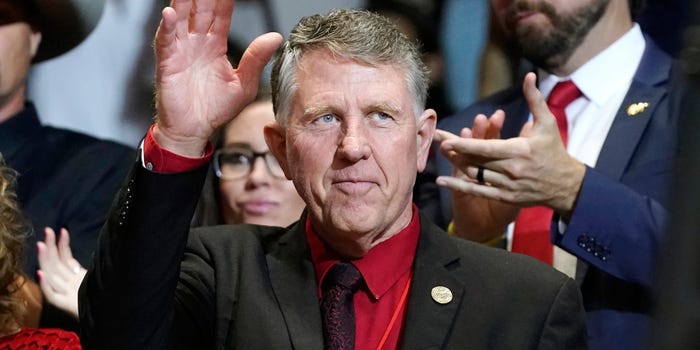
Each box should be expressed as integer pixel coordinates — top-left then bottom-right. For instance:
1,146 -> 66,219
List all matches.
0,23 -> 40,119
218,100 -> 306,227
266,50 -> 436,257
490,0 -> 608,69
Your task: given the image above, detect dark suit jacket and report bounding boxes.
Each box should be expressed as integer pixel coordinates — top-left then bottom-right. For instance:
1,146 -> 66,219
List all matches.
80,163 -> 587,349
0,102 -> 135,329
418,38 -> 687,349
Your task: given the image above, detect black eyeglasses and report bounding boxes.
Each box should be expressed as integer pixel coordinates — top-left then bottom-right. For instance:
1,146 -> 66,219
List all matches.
213,146 -> 286,180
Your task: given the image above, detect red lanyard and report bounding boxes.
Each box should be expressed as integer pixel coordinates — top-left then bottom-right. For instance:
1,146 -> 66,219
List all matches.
375,272 -> 413,350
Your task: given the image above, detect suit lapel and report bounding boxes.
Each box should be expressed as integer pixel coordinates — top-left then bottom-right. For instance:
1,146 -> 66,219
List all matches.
595,82 -> 665,179
575,39 -> 672,282
401,215 -> 466,349
594,39 -> 671,180
267,218 -> 324,349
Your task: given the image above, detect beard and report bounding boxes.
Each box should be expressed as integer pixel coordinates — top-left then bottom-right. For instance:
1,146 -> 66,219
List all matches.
505,0 -> 609,70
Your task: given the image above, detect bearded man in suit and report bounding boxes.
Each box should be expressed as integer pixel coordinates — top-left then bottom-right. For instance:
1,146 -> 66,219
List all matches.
421,0 -> 688,348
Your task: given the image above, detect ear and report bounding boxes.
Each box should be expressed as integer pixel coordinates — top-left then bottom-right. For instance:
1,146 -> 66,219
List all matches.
264,122 -> 292,180
415,108 -> 437,172
29,31 -> 42,58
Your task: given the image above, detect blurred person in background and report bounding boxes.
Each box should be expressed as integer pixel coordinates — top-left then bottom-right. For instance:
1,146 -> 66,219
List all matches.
0,0 -> 134,329
0,154 -> 81,349
193,91 -> 306,228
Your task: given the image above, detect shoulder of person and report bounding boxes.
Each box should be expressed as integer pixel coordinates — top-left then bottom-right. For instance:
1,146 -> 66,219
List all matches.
447,233 -> 573,289
437,86 -> 522,132
41,125 -> 135,157
188,224 -> 293,254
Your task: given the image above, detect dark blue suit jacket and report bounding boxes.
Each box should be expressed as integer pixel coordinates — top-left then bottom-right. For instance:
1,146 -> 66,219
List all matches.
420,39 -> 687,350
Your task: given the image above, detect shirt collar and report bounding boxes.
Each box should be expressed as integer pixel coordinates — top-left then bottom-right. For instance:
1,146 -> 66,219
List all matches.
306,205 -> 421,300
538,23 -> 646,106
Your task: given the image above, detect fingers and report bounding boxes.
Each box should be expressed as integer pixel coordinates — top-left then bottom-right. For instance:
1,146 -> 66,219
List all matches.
436,175 -> 507,199
154,7 -> 180,61
446,165 -> 513,188
57,228 -> 76,264
211,0 -> 235,37
522,72 -> 555,132
188,0 -> 217,34
38,228 -> 59,269
441,136 -> 522,160
486,109 -> 505,139
237,32 -> 284,93
471,114 -> 489,139
39,228 -> 84,276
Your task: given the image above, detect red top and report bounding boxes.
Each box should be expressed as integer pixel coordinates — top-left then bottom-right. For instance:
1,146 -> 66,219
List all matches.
0,328 -> 81,349
143,124 -> 421,349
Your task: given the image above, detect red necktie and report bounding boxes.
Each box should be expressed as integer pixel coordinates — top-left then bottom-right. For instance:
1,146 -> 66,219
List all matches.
321,262 -> 364,350
511,80 -> 581,264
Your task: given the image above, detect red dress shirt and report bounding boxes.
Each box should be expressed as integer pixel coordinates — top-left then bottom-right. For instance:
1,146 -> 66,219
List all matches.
306,209 -> 420,350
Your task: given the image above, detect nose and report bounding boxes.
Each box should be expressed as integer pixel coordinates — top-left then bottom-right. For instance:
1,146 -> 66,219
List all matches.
246,157 -> 271,187
337,121 -> 371,163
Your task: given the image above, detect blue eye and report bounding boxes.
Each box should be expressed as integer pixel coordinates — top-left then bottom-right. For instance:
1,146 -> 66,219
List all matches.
319,114 -> 336,123
372,112 -> 391,121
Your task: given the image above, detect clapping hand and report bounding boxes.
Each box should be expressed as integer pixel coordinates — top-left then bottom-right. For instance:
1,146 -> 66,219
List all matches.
436,73 -> 586,239
37,228 -> 86,319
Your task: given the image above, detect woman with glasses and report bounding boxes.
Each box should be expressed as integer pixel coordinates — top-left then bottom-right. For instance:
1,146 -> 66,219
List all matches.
193,93 -> 306,228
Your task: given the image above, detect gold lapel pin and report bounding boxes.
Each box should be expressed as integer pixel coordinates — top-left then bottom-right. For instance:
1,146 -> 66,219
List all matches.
626,102 -> 649,116
431,286 -> 453,304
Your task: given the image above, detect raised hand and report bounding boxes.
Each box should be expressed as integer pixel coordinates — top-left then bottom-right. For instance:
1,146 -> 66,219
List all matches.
153,0 -> 283,157
437,72 -> 586,238
436,110 -> 519,241
37,228 -> 86,319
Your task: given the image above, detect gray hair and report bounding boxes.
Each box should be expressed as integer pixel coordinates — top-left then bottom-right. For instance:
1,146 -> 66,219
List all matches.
270,9 -> 429,125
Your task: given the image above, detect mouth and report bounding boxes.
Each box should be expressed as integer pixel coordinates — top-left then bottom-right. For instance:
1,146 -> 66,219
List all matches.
241,201 -> 278,215
511,9 -> 545,26
331,179 -> 376,194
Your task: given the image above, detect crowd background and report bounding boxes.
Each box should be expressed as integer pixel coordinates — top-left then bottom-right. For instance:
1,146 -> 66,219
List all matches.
17,0 -> 700,347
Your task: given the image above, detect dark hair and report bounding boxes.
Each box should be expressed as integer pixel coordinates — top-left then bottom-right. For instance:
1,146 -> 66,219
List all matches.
0,0 -> 42,32
629,0 -> 648,19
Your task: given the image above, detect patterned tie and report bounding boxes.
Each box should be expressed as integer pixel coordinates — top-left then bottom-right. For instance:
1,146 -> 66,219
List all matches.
512,80 -> 582,264
321,262 -> 364,350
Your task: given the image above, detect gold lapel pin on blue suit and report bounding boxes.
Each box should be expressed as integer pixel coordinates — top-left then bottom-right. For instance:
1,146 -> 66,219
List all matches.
431,286 -> 453,304
626,102 -> 649,116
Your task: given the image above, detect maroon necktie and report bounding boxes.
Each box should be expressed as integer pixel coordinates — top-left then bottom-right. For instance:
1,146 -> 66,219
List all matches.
321,262 -> 364,350
511,80 -> 582,264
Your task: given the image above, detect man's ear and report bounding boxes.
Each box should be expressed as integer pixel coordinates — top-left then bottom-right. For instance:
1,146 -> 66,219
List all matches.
264,122 -> 292,180
416,108 -> 437,172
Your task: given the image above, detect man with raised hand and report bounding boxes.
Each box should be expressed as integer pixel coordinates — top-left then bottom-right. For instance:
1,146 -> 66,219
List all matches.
79,1 -> 587,349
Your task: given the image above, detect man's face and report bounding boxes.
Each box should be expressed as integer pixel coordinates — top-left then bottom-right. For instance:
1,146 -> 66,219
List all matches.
267,49 -> 435,253
491,0 -> 609,69
0,23 -> 40,113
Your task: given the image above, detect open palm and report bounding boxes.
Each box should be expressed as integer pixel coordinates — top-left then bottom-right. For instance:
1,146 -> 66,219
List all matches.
154,0 -> 282,155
